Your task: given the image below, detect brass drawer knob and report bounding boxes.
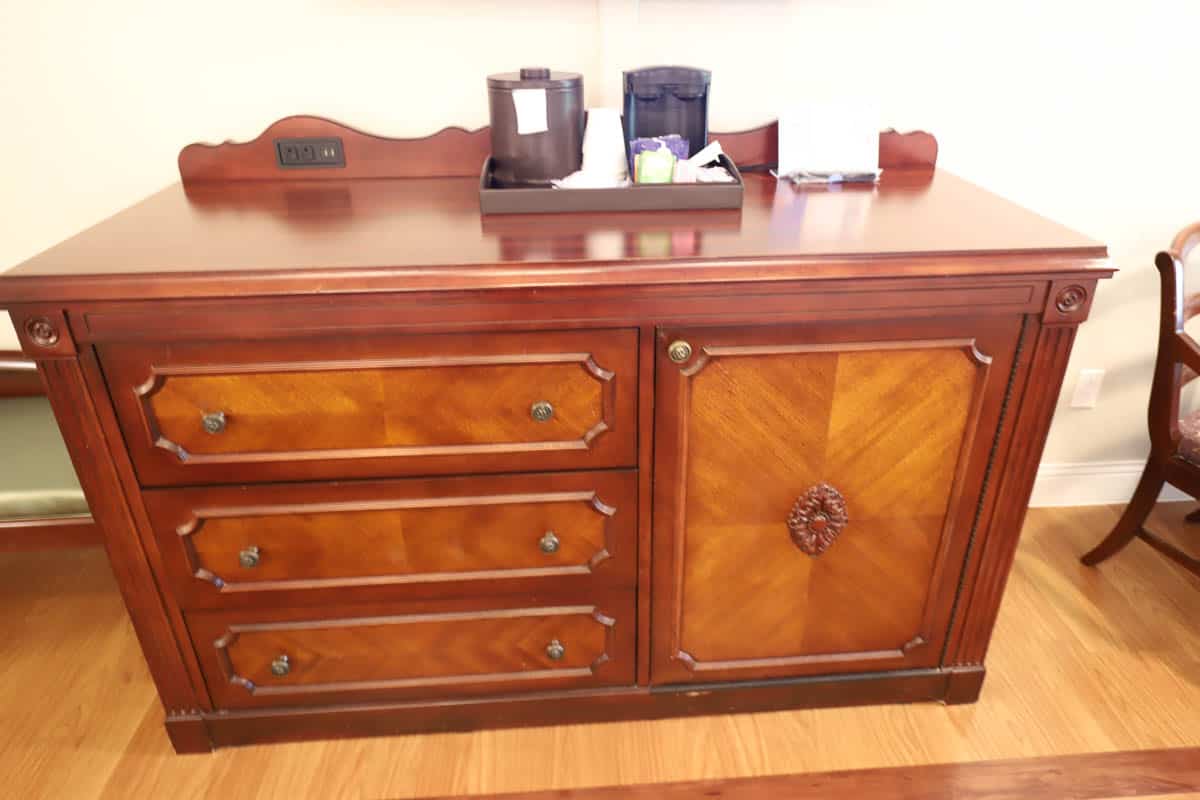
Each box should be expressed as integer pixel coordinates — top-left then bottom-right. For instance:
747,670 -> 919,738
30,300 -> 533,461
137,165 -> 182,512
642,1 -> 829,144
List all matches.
539,531 -> 560,554
667,340 -> 693,363
201,411 -> 227,435
545,639 -> 565,661
238,546 -> 261,568
530,401 -> 554,422
270,654 -> 291,677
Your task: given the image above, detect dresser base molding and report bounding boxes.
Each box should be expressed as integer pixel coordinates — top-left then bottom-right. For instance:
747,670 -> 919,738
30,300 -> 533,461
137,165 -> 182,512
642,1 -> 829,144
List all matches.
164,713 -> 211,755
168,666 -> 984,753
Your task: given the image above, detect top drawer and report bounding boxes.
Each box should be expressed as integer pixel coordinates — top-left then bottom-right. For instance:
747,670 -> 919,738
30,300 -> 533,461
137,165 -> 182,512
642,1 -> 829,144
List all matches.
98,328 -> 638,486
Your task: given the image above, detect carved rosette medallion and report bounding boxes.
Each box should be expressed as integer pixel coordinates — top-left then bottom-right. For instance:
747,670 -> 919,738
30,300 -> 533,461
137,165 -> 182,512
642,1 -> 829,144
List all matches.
24,316 -> 60,348
787,483 -> 848,556
1055,285 -> 1088,314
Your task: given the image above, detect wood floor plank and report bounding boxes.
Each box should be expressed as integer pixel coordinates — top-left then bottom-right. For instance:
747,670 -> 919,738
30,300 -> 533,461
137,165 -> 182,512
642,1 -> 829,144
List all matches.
1,504 -> 1198,799
0,549 -> 156,800
412,747 -> 1200,800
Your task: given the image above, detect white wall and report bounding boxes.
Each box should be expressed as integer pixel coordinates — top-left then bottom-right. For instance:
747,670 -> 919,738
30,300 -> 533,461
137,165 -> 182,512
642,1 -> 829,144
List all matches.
4,0 -> 1198,478
0,0 -> 600,349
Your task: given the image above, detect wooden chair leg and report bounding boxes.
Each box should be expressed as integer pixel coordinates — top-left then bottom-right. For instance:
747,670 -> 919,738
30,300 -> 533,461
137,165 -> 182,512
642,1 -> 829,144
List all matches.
1081,462 -> 1165,566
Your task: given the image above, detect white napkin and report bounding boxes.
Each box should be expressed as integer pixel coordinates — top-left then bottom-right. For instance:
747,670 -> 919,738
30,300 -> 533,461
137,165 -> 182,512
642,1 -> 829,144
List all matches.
581,107 -> 628,178
553,170 -> 631,189
554,107 -> 630,189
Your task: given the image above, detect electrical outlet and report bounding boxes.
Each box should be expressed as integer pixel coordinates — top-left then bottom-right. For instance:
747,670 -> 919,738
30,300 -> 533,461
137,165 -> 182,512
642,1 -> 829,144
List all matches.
275,137 -> 345,169
1070,368 -> 1105,408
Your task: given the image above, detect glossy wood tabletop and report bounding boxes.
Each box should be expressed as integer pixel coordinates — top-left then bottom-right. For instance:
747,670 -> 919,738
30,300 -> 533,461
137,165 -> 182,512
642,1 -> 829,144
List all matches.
0,170 -> 1107,303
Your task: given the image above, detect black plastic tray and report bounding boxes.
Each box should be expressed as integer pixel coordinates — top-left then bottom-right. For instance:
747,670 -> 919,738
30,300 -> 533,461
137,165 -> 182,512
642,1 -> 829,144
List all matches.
479,154 -> 744,215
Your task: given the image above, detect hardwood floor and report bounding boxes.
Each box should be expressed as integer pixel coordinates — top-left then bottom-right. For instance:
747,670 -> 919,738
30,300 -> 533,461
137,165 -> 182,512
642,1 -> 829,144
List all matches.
1,504 -> 1198,800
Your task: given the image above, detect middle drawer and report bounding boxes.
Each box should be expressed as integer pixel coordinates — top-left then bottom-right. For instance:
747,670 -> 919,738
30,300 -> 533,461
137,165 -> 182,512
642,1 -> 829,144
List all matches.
144,470 -> 637,609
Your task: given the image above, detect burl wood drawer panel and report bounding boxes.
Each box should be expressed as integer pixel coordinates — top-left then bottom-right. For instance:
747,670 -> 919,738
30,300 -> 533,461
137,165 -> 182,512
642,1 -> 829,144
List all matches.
651,315 -> 1024,684
98,328 -> 638,486
142,470 -> 637,608
187,593 -> 635,709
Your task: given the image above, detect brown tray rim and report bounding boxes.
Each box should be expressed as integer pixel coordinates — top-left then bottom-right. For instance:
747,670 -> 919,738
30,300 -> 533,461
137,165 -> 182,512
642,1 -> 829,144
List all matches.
479,154 -> 744,215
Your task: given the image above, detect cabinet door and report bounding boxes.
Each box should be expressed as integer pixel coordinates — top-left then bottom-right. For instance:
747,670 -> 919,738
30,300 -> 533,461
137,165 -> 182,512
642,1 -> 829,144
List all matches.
650,316 -> 1022,684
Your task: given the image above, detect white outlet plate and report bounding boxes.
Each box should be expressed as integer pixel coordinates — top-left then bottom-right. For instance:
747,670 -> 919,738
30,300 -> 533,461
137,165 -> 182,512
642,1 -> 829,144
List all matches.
1071,368 -> 1105,408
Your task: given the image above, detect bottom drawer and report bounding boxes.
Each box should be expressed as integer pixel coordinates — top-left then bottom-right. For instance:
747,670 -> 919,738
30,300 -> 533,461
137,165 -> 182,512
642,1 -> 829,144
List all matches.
188,593 -> 635,709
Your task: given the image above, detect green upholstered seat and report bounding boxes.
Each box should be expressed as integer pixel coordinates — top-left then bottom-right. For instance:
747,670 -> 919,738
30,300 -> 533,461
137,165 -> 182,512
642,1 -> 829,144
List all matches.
0,396 -> 89,520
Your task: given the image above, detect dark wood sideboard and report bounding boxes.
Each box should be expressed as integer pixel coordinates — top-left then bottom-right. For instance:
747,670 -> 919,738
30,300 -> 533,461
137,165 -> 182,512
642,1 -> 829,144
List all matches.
0,117 -> 1112,752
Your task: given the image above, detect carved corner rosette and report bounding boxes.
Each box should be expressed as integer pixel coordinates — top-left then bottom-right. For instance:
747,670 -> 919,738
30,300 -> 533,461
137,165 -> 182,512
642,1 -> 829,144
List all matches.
24,316 -> 60,348
1054,284 -> 1088,314
15,311 -> 77,356
787,483 -> 848,556
1044,281 -> 1094,324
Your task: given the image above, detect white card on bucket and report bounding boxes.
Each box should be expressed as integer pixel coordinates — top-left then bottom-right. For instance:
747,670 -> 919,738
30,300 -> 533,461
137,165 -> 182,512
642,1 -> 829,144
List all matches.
512,88 -> 549,135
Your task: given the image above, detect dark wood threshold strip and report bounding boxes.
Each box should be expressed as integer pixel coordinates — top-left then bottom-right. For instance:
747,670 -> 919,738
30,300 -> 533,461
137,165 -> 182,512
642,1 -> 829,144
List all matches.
414,747 -> 1200,800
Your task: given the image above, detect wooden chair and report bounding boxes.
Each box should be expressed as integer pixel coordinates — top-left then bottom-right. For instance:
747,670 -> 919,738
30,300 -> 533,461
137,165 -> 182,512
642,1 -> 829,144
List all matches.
1082,223 -> 1200,576
0,350 -> 100,551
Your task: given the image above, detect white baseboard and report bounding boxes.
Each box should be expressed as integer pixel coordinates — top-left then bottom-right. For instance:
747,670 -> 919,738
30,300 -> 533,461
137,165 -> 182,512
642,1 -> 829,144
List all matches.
1030,460 -> 1191,508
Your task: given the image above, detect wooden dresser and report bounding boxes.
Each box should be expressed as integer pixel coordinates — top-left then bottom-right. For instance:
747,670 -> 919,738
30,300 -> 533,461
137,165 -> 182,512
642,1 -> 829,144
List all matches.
0,118 -> 1112,752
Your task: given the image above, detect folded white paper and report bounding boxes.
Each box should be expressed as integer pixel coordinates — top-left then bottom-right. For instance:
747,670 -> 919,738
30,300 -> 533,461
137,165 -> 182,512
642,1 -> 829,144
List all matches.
778,102 -> 880,176
512,88 -> 549,135
686,140 -> 724,168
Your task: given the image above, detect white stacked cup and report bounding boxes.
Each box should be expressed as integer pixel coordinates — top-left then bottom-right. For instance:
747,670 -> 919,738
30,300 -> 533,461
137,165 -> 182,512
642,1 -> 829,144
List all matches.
580,108 -> 629,184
